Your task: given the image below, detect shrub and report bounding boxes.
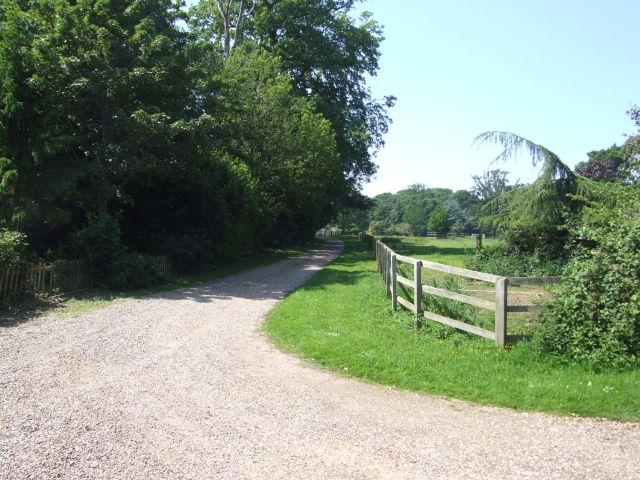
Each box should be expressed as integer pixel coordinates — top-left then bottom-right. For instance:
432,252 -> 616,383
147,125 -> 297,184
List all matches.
66,215 -> 166,289
368,220 -> 384,236
69,214 -> 127,288
122,254 -> 165,289
467,242 -> 564,277
0,229 -> 28,269
536,220 -> 640,369
162,233 -> 215,273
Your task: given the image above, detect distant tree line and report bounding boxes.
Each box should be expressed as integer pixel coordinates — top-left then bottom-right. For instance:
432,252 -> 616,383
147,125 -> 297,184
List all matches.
339,170 -> 513,237
367,186 -> 480,236
0,0 -> 393,286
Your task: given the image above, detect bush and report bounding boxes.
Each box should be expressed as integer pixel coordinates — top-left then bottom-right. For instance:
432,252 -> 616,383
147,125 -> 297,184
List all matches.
536,220 -> 640,369
368,220 -> 384,236
0,229 -> 28,269
468,242 -> 565,277
69,214 -> 127,288
67,214 -> 165,289
162,233 -> 215,273
123,254 -> 165,289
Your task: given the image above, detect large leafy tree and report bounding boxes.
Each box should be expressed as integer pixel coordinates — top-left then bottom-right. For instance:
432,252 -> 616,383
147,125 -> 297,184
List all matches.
0,0 -> 268,266
218,47 -> 341,244
471,169 -> 511,202
191,0 -> 395,202
0,0 -> 218,251
427,203 -> 452,233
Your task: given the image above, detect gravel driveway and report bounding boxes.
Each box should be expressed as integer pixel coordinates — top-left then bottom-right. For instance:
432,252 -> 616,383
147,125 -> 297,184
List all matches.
1,240 -> 639,479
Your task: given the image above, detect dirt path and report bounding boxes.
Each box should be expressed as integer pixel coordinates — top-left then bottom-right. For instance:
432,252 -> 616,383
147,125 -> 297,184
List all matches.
1,240 -> 638,479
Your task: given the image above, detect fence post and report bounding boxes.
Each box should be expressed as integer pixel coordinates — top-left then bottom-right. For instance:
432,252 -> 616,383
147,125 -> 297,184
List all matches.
385,247 -> 391,296
391,254 -> 397,310
495,277 -> 508,346
475,234 -> 483,251
414,260 -> 423,328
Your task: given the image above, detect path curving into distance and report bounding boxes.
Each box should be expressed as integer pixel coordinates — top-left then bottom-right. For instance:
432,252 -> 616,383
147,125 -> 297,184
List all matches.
1,240 -> 638,479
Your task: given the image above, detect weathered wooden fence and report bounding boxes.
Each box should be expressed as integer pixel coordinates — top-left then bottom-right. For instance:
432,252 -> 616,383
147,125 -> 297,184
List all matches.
149,256 -> 171,277
0,261 -> 83,303
1,255 -> 170,304
366,234 -> 560,346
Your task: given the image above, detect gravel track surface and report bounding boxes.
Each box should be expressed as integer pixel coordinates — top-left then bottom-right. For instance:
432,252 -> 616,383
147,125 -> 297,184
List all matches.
1,240 -> 639,479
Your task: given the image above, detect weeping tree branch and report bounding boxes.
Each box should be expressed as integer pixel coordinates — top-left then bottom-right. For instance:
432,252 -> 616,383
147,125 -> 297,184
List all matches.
472,131 -> 595,233
473,131 -> 575,181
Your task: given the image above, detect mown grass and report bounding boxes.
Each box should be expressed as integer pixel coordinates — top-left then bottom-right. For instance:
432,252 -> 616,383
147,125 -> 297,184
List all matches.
379,236 -> 496,266
1,240 -> 324,323
265,237 -> 640,421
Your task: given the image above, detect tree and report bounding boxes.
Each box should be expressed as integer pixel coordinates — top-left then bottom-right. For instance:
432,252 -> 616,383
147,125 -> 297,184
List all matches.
0,0 -> 210,251
370,193 -> 396,229
190,0 -> 254,59
219,46 -> 341,244
622,105 -> 640,181
0,0 -> 262,268
473,131 -> 590,246
471,169 -> 511,202
192,0 -> 395,204
427,203 -> 452,233
368,220 -> 384,235
452,189 -> 481,229
574,144 -> 634,183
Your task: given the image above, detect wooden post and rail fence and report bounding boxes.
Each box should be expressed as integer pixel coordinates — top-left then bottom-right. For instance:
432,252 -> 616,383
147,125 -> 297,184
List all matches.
364,234 -> 560,346
0,256 -> 171,304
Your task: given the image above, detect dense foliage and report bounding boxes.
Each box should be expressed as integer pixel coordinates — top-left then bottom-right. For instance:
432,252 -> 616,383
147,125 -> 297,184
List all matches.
0,229 -> 28,269
537,184 -> 640,369
0,0 -> 392,282
574,144 -> 635,183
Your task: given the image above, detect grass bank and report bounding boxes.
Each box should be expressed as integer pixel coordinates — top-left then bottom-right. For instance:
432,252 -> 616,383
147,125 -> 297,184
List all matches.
1,240 -> 324,323
264,237 -> 640,421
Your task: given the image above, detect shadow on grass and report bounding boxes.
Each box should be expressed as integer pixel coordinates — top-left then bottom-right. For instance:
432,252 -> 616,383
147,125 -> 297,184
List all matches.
0,239 -> 337,325
393,244 -> 473,258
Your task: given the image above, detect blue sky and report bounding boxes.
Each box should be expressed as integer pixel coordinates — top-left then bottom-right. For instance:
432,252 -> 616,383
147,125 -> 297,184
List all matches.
355,0 -> 640,196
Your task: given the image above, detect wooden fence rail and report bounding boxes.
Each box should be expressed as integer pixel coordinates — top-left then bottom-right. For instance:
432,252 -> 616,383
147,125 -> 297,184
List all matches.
366,234 -> 561,346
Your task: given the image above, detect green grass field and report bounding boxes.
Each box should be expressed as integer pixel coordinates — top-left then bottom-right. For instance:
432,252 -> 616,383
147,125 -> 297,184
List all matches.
377,235 -> 495,266
265,237 -> 640,421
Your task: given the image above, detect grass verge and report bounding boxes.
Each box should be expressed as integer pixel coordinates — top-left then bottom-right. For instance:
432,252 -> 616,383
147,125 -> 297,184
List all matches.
1,240 -> 324,323
264,238 -> 640,421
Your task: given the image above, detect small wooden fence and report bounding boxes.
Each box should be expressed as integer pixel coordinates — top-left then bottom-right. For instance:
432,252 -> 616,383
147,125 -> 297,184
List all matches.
0,261 -> 84,303
1,255 -> 170,304
366,235 -> 560,346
